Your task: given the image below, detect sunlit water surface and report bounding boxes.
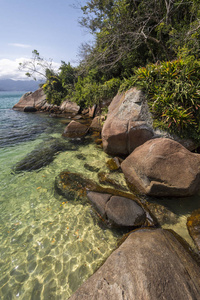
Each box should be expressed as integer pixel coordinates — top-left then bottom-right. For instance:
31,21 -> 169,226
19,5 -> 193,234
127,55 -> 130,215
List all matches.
0,92 -> 200,299
0,92 -> 120,299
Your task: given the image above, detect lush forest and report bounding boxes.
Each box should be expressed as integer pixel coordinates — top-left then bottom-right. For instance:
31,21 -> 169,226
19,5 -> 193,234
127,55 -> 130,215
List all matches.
21,0 -> 200,141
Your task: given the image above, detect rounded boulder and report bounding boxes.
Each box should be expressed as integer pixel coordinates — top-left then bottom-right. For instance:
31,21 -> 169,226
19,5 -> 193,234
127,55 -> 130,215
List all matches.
121,138 -> 200,197
105,196 -> 146,227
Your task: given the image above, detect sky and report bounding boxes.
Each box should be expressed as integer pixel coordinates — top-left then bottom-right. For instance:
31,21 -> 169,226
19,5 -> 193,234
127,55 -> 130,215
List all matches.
0,0 -> 93,80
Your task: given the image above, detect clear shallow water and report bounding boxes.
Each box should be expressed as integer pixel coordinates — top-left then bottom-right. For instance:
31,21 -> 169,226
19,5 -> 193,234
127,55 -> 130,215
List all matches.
0,92 -> 120,299
1,92 -> 200,299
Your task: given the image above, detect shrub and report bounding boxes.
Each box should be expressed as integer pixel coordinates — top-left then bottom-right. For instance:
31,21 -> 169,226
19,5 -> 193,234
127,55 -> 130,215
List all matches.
120,54 -> 200,142
72,76 -> 121,108
43,75 -> 68,106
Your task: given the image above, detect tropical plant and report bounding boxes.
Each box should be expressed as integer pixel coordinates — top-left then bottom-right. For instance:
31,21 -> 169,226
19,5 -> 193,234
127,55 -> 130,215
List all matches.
120,53 -> 200,141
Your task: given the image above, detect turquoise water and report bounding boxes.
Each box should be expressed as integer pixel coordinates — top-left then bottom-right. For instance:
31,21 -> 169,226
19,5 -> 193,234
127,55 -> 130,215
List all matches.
0,92 -> 121,299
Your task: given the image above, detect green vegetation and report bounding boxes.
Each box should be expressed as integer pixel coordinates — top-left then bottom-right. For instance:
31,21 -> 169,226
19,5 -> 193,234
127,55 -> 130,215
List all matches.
71,74 -> 121,108
120,52 -> 200,141
20,0 -> 200,141
43,62 -> 76,105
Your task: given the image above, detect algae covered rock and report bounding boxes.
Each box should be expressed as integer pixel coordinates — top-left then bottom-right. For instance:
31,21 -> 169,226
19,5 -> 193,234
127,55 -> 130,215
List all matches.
55,171 -> 139,202
56,172 -> 155,228
14,138 -> 75,172
187,209 -> 200,251
55,171 -> 99,201
106,157 -> 121,171
146,202 -> 178,225
98,171 -> 128,191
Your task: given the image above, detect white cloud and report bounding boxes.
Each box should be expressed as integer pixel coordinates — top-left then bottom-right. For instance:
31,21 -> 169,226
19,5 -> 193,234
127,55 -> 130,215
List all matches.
9,43 -> 31,48
0,58 -> 60,80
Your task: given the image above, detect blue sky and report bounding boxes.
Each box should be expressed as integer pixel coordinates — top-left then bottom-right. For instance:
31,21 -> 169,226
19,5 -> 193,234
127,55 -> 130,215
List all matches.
0,0 -> 92,80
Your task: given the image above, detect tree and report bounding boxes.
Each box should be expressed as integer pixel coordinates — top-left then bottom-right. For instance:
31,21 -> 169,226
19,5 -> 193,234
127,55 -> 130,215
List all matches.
19,50 -> 57,81
59,61 -> 77,88
79,0 -> 200,76
42,62 -> 78,106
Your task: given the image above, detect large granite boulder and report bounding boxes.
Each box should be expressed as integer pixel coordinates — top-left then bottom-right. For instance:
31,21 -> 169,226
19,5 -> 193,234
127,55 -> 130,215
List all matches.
13,88 -> 47,111
102,88 -> 197,156
69,228 -> 200,300
60,100 -> 80,116
187,209 -> 200,251
101,88 -> 154,155
121,138 -> 200,197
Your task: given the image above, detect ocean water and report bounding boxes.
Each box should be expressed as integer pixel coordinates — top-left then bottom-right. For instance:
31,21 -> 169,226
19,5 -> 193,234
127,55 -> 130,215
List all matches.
0,91 -> 200,299
0,92 -> 121,299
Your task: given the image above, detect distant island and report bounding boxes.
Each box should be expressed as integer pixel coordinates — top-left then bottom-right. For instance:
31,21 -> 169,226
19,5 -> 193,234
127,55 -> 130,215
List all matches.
0,79 -> 41,92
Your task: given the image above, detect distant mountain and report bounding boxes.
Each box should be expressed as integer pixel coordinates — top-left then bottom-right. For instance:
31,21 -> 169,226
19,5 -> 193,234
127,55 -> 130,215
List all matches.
0,79 -> 42,92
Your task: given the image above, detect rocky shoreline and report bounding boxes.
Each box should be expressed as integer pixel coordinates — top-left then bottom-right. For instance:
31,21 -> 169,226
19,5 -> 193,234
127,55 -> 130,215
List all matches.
13,88 -> 200,299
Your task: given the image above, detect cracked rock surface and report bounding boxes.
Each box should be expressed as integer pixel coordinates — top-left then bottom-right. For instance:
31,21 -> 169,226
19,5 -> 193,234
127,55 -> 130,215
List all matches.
87,192 -> 146,228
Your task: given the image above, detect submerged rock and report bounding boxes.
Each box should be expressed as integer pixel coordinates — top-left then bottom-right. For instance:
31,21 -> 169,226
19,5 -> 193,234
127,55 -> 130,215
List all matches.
98,171 -> 128,191
187,209 -> 200,251
14,138 -> 75,172
55,171 -> 139,202
56,172 -> 156,228
121,138 -> 200,197
87,191 -> 155,228
69,228 -> 200,300
84,163 -> 100,173
55,171 -> 98,201
146,202 -> 178,225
